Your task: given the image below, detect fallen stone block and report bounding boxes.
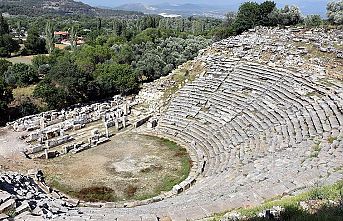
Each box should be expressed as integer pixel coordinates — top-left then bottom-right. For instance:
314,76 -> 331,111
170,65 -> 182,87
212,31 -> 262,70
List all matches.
15,201 -> 31,215
0,198 -> 15,213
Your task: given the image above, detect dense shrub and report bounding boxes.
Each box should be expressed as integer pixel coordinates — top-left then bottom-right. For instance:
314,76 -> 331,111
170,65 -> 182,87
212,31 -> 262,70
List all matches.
4,63 -> 38,87
327,0 -> 343,25
304,15 -> 323,27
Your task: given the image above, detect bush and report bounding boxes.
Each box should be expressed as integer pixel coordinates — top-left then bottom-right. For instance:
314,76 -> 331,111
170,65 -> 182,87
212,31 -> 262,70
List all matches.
268,5 -> 303,26
327,0 -> 343,25
4,63 -> 38,87
125,185 -> 138,197
304,15 -> 323,27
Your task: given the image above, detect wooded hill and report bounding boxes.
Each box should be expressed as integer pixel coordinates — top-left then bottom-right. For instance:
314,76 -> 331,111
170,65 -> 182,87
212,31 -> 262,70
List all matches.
0,0 -> 143,17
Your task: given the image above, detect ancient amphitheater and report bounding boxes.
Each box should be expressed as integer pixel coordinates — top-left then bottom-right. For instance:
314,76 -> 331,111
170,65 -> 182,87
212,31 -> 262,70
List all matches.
0,27 -> 342,220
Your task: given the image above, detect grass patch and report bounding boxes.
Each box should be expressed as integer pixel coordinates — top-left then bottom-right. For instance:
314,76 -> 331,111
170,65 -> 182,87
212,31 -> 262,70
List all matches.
319,79 -> 334,87
210,180 -> 343,221
49,177 -> 117,202
5,55 -> 34,64
310,142 -> 321,158
327,136 -> 337,144
162,63 -> 202,101
5,208 -> 16,218
305,91 -> 321,97
77,186 -> 116,202
135,136 -> 191,200
12,85 -> 36,98
334,43 -> 343,51
200,106 -> 210,112
125,185 -> 138,198
140,164 -> 163,173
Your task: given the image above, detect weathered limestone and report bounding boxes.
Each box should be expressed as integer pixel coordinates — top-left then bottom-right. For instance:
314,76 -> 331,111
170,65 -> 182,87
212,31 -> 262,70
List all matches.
0,172 -> 77,219
7,96 -> 133,159
134,115 -> 152,128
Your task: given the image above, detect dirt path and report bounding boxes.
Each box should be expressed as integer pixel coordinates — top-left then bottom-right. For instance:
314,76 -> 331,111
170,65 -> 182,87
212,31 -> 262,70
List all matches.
0,128 -> 27,158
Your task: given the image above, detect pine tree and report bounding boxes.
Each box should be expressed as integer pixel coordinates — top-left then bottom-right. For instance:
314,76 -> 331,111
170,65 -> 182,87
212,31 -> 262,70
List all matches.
69,26 -> 77,51
0,14 -> 9,35
45,21 -> 54,54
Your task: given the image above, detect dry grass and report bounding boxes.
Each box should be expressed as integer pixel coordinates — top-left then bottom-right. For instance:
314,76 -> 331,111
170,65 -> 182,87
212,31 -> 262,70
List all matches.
11,85 -> 47,111
163,60 -> 205,101
12,85 -> 36,98
5,56 -> 35,64
209,180 -> 343,221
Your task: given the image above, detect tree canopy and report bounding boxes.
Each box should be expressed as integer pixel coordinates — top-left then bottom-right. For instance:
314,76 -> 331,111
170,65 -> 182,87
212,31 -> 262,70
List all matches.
24,26 -> 47,55
4,63 -> 38,87
0,59 -> 13,114
327,0 -> 343,25
0,14 -> 19,57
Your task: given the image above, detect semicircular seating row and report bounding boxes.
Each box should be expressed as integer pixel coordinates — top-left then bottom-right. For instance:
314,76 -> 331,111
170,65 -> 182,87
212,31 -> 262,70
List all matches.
156,55 -> 343,205
59,56 -> 343,221
160,57 -> 341,171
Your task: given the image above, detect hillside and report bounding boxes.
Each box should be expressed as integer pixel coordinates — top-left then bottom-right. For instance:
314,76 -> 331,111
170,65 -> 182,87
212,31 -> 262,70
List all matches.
114,2 -> 228,18
0,0 -> 143,17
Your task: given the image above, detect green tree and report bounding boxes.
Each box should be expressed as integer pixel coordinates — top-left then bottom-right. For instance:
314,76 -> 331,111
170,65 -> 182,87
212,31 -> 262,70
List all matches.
33,79 -> 67,110
45,21 -> 54,54
0,74 -> 13,113
113,44 -> 134,64
4,63 -> 38,87
73,45 -> 113,74
106,35 -> 127,47
32,55 -> 53,76
259,1 -> 277,26
0,59 -> 12,75
0,15 -> 19,57
0,34 -> 20,57
269,5 -> 303,26
136,52 -> 166,81
0,14 -> 9,35
132,28 -> 163,44
69,26 -> 78,51
112,19 -> 124,36
327,0 -> 343,25
233,2 -> 261,34
225,12 -> 237,27
32,55 -> 52,69
304,15 -> 323,27
94,63 -> 138,96
35,57 -> 91,108
0,59 -> 12,113
213,26 -> 236,41
24,26 -> 47,55
16,97 -> 39,118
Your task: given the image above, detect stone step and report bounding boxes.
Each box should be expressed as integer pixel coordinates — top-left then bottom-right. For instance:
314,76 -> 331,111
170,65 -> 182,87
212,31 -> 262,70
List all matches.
0,198 -> 15,213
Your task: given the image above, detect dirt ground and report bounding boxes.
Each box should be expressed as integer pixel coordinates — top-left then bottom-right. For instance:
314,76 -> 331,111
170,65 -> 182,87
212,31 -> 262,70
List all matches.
36,133 -> 189,202
0,129 -> 189,202
5,55 -> 35,64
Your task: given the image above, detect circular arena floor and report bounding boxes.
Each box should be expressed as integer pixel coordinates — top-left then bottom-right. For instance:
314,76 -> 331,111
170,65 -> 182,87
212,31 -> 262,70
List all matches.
41,133 -> 190,203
